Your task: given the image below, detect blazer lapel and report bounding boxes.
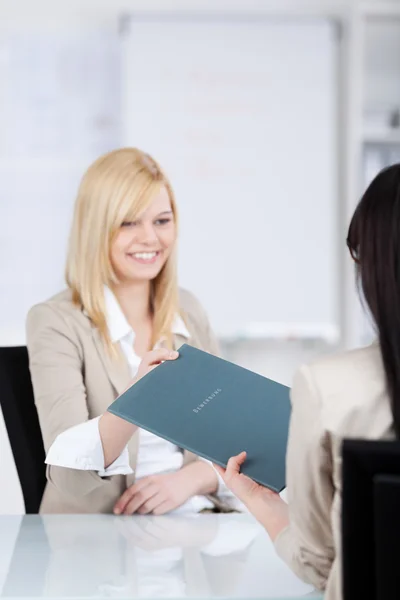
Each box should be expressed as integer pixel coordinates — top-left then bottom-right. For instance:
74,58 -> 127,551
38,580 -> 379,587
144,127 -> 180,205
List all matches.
91,328 -> 131,396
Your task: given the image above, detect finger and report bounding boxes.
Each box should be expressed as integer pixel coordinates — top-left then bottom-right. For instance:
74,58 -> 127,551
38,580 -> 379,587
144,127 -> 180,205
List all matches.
123,483 -> 160,515
114,478 -> 154,515
126,476 -> 155,497
225,452 -> 247,478
144,349 -> 179,367
137,492 -> 167,515
122,351 -> 180,394
152,500 -> 177,516
114,479 -> 151,514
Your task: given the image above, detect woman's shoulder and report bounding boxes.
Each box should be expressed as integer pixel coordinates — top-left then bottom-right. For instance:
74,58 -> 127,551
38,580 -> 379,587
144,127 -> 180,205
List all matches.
178,287 -> 207,320
26,289 -> 89,337
296,342 -> 392,437
28,289 -> 77,319
303,342 -> 383,389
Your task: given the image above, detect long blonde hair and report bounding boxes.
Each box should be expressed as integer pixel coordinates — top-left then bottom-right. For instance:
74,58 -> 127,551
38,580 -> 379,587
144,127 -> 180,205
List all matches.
66,148 -> 179,351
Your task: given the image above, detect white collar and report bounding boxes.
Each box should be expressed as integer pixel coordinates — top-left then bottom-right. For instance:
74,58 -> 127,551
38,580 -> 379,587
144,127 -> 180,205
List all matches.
104,286 -> 190,344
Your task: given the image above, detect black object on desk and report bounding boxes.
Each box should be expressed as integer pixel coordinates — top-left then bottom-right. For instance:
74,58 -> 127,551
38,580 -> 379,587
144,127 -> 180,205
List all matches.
0,346 -> 46,513
342,439 -> 400,600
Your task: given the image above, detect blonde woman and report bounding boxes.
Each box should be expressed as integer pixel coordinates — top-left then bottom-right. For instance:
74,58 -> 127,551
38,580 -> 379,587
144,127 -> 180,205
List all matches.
27,148 -> 235,515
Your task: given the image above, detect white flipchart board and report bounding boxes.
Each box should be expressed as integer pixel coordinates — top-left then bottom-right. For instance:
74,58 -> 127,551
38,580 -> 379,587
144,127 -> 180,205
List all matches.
122,16 -> 339,342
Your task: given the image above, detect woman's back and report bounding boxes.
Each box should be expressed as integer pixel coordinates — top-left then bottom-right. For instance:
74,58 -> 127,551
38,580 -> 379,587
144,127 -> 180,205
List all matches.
309,342 -> 392,444
277,341 -> 394,600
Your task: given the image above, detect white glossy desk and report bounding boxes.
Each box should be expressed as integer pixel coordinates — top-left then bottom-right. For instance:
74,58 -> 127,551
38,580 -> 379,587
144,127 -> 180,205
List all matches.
0,514 -> 321,599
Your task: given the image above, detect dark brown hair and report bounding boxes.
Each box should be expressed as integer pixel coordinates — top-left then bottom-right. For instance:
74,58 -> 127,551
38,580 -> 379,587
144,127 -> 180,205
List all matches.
347,164 -> 400,436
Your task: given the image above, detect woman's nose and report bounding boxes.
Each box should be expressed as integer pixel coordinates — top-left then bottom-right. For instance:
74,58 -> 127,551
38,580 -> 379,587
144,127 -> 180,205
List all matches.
137,223 -> 159,245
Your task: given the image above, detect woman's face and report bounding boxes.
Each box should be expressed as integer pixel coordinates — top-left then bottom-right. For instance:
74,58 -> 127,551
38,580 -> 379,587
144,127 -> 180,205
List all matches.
111,186 -> 176,283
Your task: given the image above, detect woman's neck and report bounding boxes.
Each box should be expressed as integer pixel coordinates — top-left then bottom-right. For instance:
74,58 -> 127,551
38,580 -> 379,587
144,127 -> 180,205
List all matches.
112,280 -> 152,331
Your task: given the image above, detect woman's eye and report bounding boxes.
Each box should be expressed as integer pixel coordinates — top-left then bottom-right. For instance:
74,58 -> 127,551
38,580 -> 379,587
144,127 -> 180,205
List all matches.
155,218 -> 171,226
121,221 -> 138,227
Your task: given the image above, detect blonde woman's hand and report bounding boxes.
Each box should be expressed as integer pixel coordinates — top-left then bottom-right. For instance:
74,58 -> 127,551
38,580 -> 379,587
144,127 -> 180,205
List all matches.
114,469 -> 196,516
114,461 -> 218,516
127,348 -> 179,390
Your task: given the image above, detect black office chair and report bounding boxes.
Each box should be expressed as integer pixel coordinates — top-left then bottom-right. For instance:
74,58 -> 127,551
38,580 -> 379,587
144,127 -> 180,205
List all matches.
342,439 -> 400,600
0,346 -> 46,513
373,473 -> 400,600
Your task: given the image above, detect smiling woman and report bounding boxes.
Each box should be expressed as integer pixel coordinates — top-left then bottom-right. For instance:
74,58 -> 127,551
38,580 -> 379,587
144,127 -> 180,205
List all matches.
25,148 -> 238,515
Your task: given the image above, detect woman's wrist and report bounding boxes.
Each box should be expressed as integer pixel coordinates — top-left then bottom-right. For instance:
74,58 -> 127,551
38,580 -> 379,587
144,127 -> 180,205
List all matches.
246,492 -> 290,541
180,461 -> 219,496
99,412 -> 137,469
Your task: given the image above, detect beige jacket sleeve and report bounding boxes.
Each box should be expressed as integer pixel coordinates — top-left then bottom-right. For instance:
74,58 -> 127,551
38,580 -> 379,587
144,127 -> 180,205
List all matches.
274,365 -> 335,590
26,304 -> 113,501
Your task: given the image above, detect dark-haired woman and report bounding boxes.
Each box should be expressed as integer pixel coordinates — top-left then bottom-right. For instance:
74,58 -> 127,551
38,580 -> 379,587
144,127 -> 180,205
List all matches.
215,165 -> 400,600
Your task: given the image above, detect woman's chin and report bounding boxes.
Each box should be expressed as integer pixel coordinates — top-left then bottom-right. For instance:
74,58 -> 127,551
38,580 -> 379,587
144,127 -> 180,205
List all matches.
123,266 -> 165,283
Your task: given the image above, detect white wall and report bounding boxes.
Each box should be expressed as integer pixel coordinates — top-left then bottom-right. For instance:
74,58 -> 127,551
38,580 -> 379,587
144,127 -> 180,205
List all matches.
365,20 -> 400,110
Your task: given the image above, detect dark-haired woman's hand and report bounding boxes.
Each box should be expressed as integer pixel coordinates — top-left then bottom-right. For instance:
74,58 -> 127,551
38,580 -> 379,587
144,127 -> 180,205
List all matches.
214,452 -> 289,541
213,452 -> 275,504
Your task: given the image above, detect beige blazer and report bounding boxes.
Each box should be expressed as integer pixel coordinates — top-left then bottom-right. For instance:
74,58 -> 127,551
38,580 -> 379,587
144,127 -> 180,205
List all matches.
274,342 -> 394,600
26,288 -> 222,515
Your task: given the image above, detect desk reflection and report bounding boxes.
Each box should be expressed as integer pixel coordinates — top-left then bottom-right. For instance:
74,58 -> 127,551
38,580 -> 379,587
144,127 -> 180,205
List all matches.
0,514 -> 313,598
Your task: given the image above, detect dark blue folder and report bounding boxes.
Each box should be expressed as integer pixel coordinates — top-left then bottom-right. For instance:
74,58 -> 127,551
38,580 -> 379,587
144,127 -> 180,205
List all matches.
108,344 -> 291,492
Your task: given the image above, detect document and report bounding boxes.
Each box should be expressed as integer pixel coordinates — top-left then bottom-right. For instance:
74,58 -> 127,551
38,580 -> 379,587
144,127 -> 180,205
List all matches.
108,345 -> 291,492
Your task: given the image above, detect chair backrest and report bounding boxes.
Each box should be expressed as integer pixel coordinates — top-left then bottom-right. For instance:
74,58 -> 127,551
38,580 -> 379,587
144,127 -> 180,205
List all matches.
342,439 -> 400,600
0,346 -> 46,513
373,474 -> 400,600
